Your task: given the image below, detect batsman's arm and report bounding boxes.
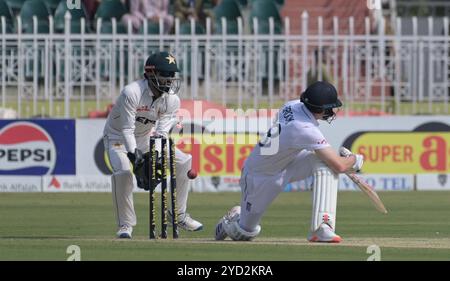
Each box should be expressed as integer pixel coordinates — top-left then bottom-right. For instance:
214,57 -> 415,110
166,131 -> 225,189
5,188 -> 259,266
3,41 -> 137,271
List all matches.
314,147 -> 360,174
338,147 -> 364,173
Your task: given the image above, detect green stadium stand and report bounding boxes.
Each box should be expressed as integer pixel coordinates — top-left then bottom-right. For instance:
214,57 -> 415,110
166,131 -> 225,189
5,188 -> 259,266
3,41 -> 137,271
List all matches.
20,0 -> 50,33
138,20 -> 161,34
42,0 -> 58,13
0,0 -> 14,32
179,20 -> 206,34
237,0 -> 247,7
54,0 -> 88,33
249,0 -> 284,83
178,21 -> 206,78
252,0 -> 284,4
273,0 -> 284,7
213,0 -> 242,34
249,0 -> 282,34
203,0 -> 216,10
5,0 -> 25,15
95,0 -> 127,34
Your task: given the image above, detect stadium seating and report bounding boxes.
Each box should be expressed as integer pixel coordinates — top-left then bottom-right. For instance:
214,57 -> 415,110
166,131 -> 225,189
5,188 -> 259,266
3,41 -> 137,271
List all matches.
213,0 -> 242,34
179,20 -> 206,35
0,0 -> 14,33
203,0 -> 216,10
5,0 -> 24,15
94,0 -> 127,34
251,0 -> 284,7
138,21 -> 161,34
248,0 -> 284,86
54,0 -> 88,33
178,21 -> 206,78
249,0 -> 282,34
273,0 -> 284,7
42,0 -> 58,13
20,0 -> 50,33
237,0 -> 247,7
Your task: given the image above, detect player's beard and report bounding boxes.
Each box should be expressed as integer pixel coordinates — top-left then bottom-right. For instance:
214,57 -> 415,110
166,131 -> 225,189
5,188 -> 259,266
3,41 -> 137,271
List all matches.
147,72 -> 180,95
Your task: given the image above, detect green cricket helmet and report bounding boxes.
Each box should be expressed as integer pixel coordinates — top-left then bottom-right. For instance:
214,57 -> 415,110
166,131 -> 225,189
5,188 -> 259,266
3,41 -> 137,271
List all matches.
144,51 -> 181,95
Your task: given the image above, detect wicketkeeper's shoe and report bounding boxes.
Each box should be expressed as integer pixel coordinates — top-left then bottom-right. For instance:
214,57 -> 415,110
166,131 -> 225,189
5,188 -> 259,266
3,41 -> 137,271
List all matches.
168,211 -> 203,232
116,225 -> 133,239
307,223 -> 342,243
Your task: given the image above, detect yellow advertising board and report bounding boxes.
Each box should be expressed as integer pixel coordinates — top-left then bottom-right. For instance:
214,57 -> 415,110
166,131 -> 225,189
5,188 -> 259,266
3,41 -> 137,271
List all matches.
350,132 -> 450,173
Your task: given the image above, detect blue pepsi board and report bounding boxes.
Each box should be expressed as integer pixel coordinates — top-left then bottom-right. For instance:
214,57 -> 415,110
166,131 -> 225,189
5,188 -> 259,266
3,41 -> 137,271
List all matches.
0,120 -> 76,175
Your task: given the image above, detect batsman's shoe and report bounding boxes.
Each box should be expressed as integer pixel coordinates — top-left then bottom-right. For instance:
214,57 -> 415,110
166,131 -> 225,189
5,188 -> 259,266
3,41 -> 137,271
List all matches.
215,206 -> 241,240
215,219 -> 227,240
116,225 -> 133,239
307,223 -> 342,243
168,211 -> 203,232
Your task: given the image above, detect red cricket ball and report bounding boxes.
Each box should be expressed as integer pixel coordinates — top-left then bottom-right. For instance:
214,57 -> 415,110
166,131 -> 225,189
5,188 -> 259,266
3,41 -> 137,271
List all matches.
187,169 -> 198,179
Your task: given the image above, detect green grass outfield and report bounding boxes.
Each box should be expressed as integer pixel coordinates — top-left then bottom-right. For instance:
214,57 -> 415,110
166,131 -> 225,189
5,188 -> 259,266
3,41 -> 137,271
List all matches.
0,191 -> 450,261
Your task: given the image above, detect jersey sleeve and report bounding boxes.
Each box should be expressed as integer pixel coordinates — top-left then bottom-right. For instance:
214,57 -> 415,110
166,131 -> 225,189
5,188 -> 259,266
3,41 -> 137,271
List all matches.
286,122 -> 330,151
119,88 -> 138,152
155,94 -> 180,138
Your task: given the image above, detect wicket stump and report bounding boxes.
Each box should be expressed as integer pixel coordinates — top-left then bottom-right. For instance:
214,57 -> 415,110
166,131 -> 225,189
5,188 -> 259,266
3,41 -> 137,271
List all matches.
148,136 -> 178,239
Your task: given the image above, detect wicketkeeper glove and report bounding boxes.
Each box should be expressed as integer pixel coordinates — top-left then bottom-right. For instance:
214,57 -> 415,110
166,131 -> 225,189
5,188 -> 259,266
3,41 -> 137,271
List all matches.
339,146 -> 364,172
127,148 -> 145,172
132,151 -> 163,191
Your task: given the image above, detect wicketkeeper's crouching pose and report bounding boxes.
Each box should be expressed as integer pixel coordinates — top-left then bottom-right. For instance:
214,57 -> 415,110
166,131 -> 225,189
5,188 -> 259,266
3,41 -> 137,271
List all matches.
103,51 -> 203,239
215,81 -> 364,242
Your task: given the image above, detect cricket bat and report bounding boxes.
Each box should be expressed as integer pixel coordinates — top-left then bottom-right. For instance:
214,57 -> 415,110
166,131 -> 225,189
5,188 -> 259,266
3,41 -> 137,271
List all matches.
346,173 -> 388,214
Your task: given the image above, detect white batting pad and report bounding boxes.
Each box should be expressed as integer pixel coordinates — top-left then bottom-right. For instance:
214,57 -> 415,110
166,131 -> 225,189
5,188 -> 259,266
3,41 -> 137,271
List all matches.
311,166 -> 339,232
174,149 -> 192,215
112,171 -> 136,227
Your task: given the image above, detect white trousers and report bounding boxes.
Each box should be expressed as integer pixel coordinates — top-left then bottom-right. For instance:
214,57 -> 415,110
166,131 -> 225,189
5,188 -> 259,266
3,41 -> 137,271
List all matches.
104,135 -> 192,227
239,150 -> 326,232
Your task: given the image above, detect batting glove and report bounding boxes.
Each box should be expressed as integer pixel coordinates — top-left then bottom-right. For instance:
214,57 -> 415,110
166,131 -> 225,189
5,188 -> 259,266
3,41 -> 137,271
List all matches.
339,146 -> 353,157
352,154 -> 364,172
339,147 -> 364,172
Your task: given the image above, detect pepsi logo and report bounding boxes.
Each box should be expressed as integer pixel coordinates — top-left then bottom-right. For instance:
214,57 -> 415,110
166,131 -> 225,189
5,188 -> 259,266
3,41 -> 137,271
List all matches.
0,122 -> 57,175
